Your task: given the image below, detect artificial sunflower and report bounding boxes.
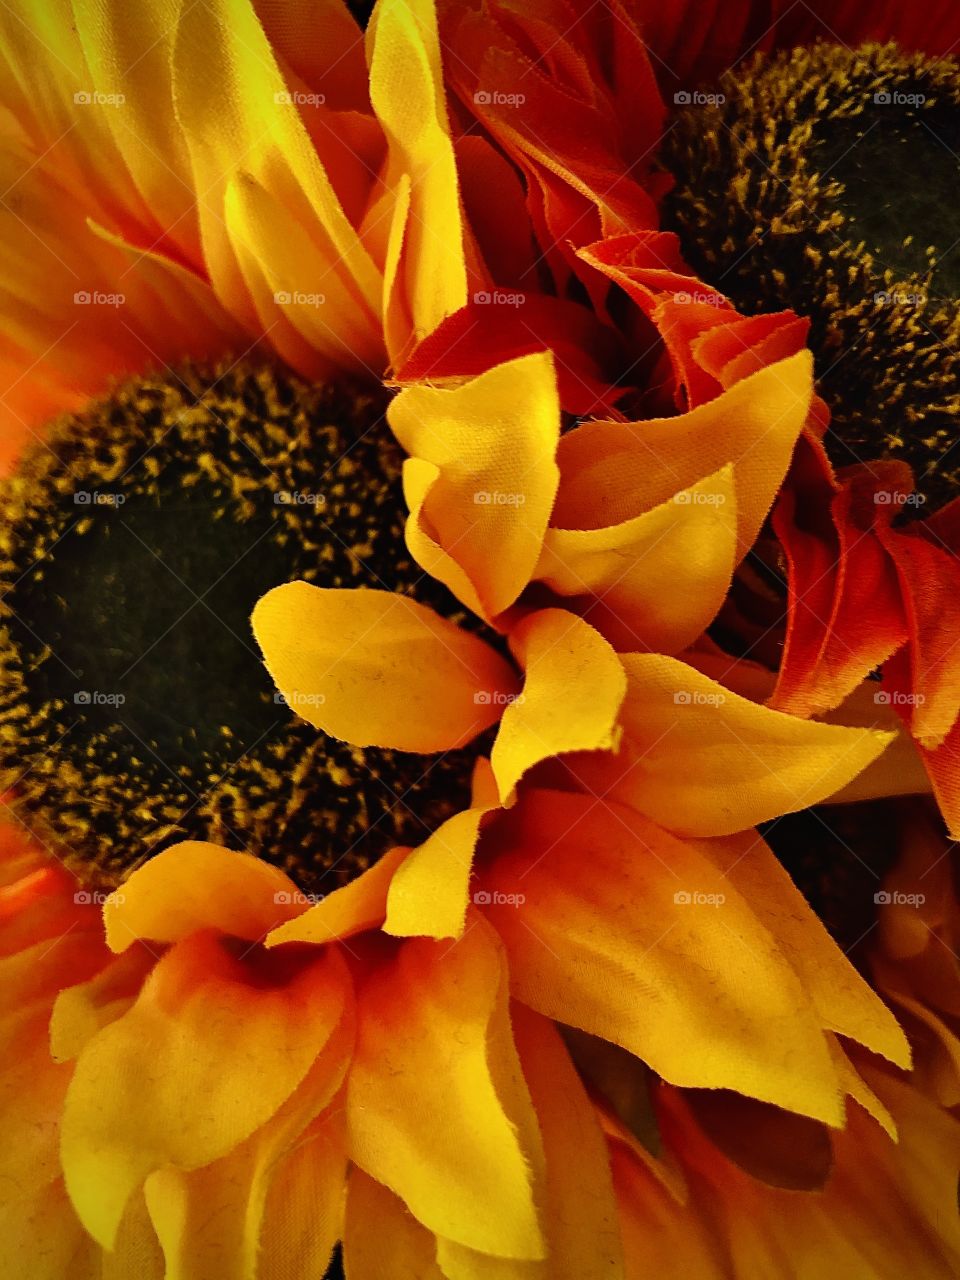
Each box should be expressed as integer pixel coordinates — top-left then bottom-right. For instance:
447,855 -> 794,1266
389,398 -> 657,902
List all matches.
2,2 -> 960,1280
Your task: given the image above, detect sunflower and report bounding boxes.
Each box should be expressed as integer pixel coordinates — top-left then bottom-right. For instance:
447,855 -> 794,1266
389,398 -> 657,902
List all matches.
2,1 -> 959,1279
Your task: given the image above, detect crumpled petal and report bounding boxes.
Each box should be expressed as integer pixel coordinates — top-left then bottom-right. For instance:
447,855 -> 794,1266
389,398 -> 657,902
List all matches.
579,653 -> 894,836
346,917 -> 546,1258
385,805 -> 494,940
61,931 -> 350,1248
266,847 -> 407,947
491,609 -> 626,804
389,352 -> 562,619
552,352 -> 813,563
252,583 -> 518,751
478,789 -> 861,1124
535,465 -> 738,653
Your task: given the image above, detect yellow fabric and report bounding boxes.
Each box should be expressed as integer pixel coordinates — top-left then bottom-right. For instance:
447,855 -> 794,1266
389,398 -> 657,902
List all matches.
491,609 -> 626,803
346,919 -> 546,1259
385,807 -> 493,939
389,353 -> 562,619
61,931 -> 349,1248
553,352 -> 813,562
102,841 -> 302,952
535,465 -> 738,654
253,583 -> 518,751
579,653 -> 894,836
367,0 -> 468,362
266,846 -> 407,947
480,790 -> 851,1123
343,1170 -> 445,1280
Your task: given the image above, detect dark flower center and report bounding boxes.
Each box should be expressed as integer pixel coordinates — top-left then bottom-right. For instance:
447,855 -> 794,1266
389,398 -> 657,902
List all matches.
661,41 -> 960,508
0,362 -> 486,894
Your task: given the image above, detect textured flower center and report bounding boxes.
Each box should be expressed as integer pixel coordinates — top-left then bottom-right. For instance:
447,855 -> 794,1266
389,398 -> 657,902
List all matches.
662,41 -> 960,507
0,362 -> 484,893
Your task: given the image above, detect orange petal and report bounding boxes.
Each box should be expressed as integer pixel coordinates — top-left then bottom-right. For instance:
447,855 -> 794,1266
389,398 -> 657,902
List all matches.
581,653 -> 893,836
535,466 -> 738,653
103,842 -> 303,952
491,609 -> 626,804
61,931 -> 349,1247
478,790 -> 847,1123
346,918 -> 546,1258
553,352 -> 813,563
388,353 -> 562,618
253,582 -> 518,751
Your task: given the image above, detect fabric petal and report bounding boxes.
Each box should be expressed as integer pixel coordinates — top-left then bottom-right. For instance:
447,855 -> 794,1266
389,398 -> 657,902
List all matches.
388,353 -> 562,618
343,1170 -> 445,1280
477,790 -> 850,1123
346,918 -> 546,1258
384,806 -> 494,940
491,609 -> 626,804
582,653 -> 894,836
552,352 -> 813,563
266,847 -> 407,947
103,841 -> 303,952
252,583 -> 518,751
535,465 -> 737,653
61,931 -> 349,1248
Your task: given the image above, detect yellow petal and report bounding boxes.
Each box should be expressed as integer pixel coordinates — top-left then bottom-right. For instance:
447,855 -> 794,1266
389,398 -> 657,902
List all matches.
692,828 -> 910,1068
343,1170 -> 445,1280
582,653 -> 893,836
553,352 -> 813,562
535,466 -> 738,654
389,353 -> 562,618
51,945 -> 156,1062
103,842 -> 302,953
346,918 -> 546,1257
171,0 -> 382,364
479,791 -> 846,1123
253,583 -> 518,751
266,847 -> 407,947
385,807 -> 493,939
511,1008 -> 625,1280
368,0 -> 468,361
145,1020 -> 351,1280
491,609 -> 626,804
62,932 -> 349,1247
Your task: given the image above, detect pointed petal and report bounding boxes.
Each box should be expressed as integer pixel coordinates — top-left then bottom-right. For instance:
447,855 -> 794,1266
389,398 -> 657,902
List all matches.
347,919 -> 546,1258
253,583 -> 518,751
